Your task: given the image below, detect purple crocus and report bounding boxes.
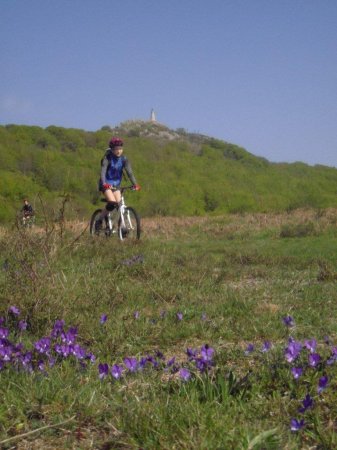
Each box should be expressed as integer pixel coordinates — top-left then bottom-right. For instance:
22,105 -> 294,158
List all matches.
73,344 -> 86,360
261,341 -> 272,353
34,337 -> 51,354
18,320 -> 28,331
179,368 -> 191,381
282,315 -> 294,327
186,348 -> 197,360
201,345 -> 214,362
124,357 -> 138,372
285,340 -> 302,363
100,314 -> 107,324
245,344 -> 254,355
166,356 -> 176,367
98,363 -> 109,380
298,394 -> 314,413
0,346 -> 12,361
291,367 -> 303,380
0,328 -> 9,339
111,364 -> 123,379
61,327 -> 78,345
290,418 -> 305,431
134,311 -> 140,319
308,353 -> 321,368
50,320 -> 65,338
176,312 -> 183,321
201,313 -> 207,321
9,306 -> 20,316
304,339 -> 317,353
318,375 -> 328,394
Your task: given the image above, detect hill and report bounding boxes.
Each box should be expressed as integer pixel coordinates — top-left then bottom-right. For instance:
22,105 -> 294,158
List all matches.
1,121 -> 337,222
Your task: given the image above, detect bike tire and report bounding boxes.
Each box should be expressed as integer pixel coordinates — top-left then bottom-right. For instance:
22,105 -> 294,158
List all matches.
118,207 -> 141,241
90,209 -> 104,236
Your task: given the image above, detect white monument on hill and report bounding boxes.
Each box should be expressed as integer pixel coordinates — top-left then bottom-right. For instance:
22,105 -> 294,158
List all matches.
150,108 -> 156,122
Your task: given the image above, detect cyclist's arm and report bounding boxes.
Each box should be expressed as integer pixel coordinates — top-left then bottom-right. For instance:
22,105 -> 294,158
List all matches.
124,158 -> 137,185
100,155 -> 109,185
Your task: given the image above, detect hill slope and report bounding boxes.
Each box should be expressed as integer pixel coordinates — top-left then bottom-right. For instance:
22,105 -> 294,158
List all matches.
1,121 -> 337,222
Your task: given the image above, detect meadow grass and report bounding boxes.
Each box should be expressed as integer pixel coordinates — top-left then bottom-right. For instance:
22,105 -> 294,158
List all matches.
1,209 -> 337,449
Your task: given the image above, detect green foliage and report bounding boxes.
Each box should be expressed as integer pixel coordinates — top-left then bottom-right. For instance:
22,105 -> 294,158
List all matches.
1,123 -> 337,223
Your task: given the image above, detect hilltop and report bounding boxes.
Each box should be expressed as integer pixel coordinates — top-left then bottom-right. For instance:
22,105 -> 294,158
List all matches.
1,120 -> 337,222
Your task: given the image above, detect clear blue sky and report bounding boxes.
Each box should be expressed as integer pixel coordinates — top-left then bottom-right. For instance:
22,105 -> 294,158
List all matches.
1,0 -> 337,167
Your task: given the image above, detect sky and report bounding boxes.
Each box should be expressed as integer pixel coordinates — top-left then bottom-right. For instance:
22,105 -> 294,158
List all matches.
1,0 -> 337,167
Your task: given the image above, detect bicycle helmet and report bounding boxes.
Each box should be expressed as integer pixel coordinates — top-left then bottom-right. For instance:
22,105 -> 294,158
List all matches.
109,137 -> 124,149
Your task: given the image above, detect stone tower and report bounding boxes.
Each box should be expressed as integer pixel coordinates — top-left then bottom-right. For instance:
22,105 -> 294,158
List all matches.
150,108 -> 156,122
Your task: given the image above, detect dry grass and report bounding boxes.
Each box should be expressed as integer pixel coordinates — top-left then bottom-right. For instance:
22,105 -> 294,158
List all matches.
1,207 -> 337,241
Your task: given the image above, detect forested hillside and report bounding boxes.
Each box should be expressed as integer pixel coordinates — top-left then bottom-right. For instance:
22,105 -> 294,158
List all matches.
1,121 -> 337,222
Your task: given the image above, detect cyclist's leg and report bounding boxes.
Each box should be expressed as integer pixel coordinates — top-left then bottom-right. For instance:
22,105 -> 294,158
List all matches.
96,188 -> 121,227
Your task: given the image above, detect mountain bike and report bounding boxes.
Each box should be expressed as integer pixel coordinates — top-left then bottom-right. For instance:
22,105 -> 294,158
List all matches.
89,186 -> 141,240
20,213 -> 35,228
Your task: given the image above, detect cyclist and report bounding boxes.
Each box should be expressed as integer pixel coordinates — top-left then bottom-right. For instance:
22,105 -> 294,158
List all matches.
95,137 -> 140,231
21,199 -> 35,226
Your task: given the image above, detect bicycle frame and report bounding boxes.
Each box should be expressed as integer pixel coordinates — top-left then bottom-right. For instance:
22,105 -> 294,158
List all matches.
105,188 -> 135,235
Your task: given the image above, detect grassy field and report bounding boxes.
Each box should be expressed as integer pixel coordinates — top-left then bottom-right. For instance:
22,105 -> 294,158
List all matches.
1,209 -> 337,449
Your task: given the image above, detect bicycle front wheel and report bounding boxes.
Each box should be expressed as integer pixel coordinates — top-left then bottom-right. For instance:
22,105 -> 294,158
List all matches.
118,207 -> 141,241
90,209 -> 104,236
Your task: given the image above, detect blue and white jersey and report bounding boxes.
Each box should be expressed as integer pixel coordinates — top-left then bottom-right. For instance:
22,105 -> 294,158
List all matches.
100,149 -> 137,189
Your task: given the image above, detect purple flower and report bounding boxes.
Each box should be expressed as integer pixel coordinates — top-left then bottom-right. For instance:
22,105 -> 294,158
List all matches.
327,347 -> 337,365
20,351 -> 33,370
308,353 -> 321,368
261,341 -> 272,352
0,328 -> 9,339
18,320 -> 28,331
98,363 -> 109,380
291,367 -> 303,380
201,313 -> 207,321
111,364 -> 123,379
179,368 -> 191,381
9,306 -> 20,316
186,348 -> 197,359
34,337 -> 51,354
290,418 -> 305,431
304,339 -> 317,353
51,320 -> 65,338
0,317 -> 5,326
285,340 -> 302,363
201,345 -> 214,362
318,375 -> 328,394
61,327 -> 78,345
134,311 -> 140,319
100,314 -> 107,324
86,352 -> 96,363
176,312 -> 183,321
0,346 -> 12,361
73,344 -> 86,360
298,394 -> 314,413
282,315 -> 294,327
124,357 -> 138,372
166,357 -> 176,367
245,344 -> 254,355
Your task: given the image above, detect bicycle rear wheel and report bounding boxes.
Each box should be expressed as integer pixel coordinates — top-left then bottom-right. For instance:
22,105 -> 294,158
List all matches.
90,209 -> 105,236
118,207 -> 141,241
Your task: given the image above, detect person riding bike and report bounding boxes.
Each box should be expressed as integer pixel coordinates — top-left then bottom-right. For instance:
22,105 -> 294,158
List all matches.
95,137 -> 140,231
21,199 -> 35,226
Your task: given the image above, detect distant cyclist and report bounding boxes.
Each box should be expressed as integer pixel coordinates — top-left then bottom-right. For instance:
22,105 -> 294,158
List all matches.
95,137 -> 140,231
21,199 -> 35,226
